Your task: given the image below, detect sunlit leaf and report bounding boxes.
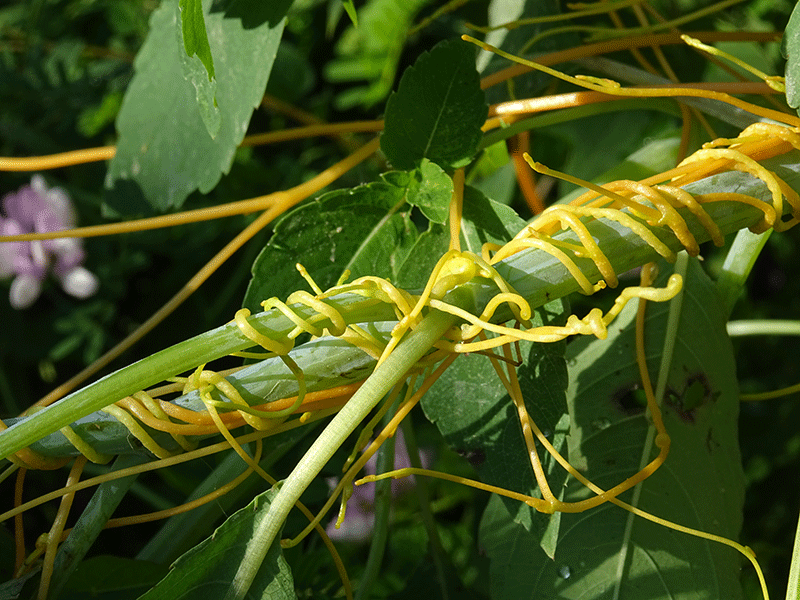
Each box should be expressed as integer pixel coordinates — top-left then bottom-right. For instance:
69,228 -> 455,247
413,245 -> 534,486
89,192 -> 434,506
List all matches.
784,0 -> 800,109
107,0 -> 289,212
406,159 -> 453,224
243,174 -> 418,311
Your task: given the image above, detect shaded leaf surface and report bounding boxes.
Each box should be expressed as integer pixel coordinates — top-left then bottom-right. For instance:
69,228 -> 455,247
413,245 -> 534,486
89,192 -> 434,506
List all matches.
63,556 -> 168,597
139,488 -> 292,600
381,39 -> 487,170
480,259 -> 745,600
107,0 -> 288,212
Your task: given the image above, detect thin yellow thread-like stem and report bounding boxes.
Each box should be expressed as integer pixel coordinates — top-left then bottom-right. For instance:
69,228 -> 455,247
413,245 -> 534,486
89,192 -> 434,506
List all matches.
0,121 -> 383,172
740,382 -> 800,402
0,146 -> 116,171
38,457 -> 86,600
490,82 -> 777,119
517,0 -> 749,51
468,35 -> 799,127
480,31 -> 779,90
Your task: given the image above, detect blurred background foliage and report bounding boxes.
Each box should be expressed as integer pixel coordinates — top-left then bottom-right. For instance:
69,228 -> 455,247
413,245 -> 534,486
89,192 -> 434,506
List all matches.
1,0 -> 799,598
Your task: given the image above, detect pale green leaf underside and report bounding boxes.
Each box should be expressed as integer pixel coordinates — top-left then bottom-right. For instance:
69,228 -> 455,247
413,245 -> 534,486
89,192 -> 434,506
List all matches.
107,0 -> 288,211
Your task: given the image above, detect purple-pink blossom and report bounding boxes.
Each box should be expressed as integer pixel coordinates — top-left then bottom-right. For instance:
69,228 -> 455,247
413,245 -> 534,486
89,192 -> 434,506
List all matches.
327,429 -> 427,543
0,175 -> 98,309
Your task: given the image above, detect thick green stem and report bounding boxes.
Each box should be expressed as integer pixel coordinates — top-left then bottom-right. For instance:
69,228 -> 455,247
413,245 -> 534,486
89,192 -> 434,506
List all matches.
0,297 -> 394,461
224,309 -> 457,600
2,151 -> 798,462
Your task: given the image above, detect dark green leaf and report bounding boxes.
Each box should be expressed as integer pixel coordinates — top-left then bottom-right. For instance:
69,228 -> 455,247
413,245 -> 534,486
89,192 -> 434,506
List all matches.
62,556 -> 168,597
381,39 -> 487,170
107,0 -> 288,212
784,0 -> 800,109
406,159 -> 453,224
139,488 -> 292,600
480,258 -> 745,600
243,175 -> 418,311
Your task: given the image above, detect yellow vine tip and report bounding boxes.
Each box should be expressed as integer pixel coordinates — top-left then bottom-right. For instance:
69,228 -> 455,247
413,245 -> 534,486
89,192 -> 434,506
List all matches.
574,74 -> 621,89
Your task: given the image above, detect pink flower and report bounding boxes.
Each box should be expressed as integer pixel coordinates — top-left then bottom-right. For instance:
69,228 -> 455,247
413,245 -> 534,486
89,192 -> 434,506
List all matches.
1,175 -> 98,309
327,429 -> 428,543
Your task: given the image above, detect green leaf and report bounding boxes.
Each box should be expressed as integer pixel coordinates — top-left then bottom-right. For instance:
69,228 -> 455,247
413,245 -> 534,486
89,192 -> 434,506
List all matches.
784,0 -> 800,109
324,0 -> 429,109
480,258 -> 745,599
107,0 -> 289,212
140,488 -> 292,600
62,556 -> 168,597
406,159 -> 453,224
243,174 -> 418,312
381,39 -> 487,171
341,0 -> 358,26
179,0 -> 215,83
179,1 -> 220,139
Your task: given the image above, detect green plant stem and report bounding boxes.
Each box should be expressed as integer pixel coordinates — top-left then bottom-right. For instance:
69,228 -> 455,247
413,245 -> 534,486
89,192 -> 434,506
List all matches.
726,320 -> 800,337
0,301 -> 393,460
224,309 -> 458,600
354,401 -> 397,600
3,151 -> 798,462
717,228 -> 772,318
